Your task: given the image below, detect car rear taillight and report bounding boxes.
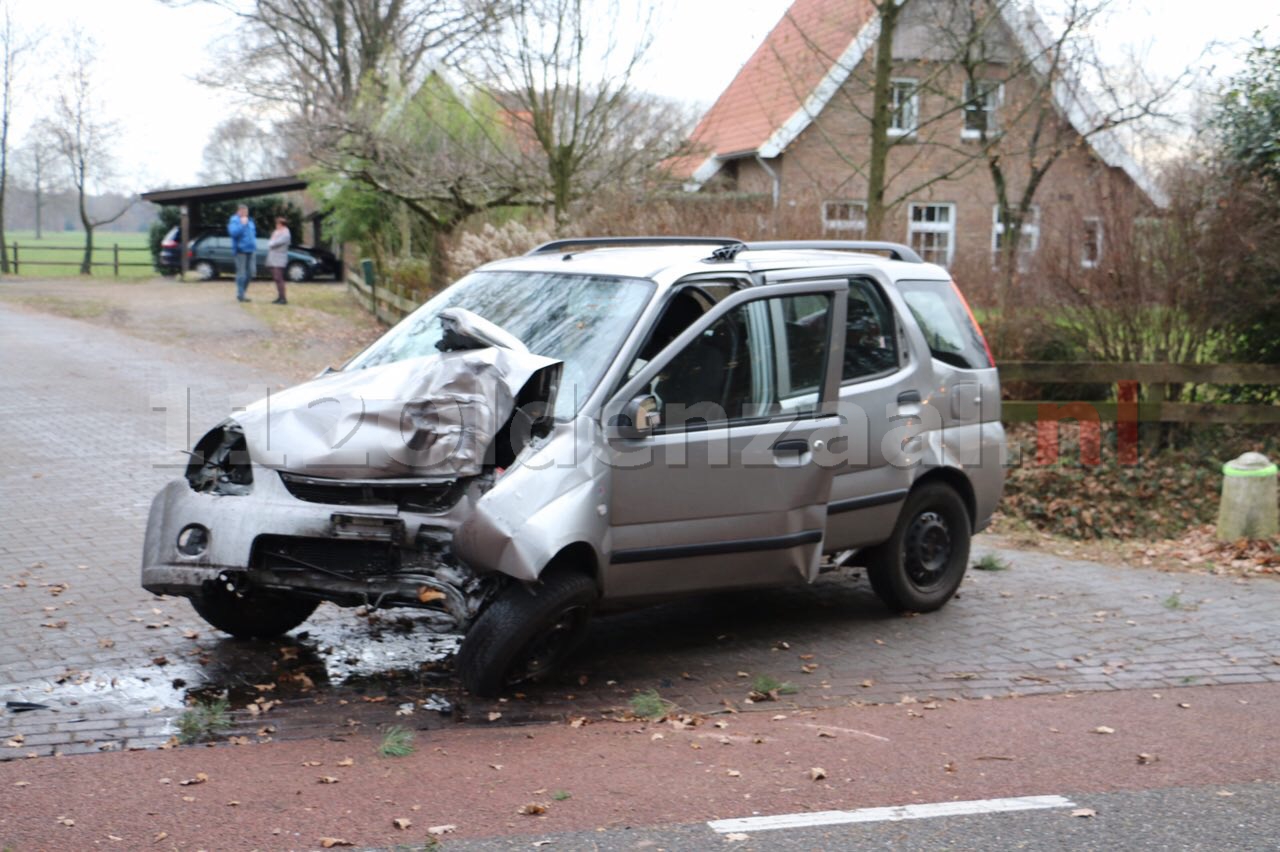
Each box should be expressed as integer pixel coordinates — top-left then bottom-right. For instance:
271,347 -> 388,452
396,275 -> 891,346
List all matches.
949,279 -> 995,367
187,249 -> 194,258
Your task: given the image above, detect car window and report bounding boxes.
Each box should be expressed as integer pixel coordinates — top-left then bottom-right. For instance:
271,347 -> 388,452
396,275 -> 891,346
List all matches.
344,270 -> 655,416
649,294 -> 832,432
843,278 -> 899,381
897,279 -> 992,369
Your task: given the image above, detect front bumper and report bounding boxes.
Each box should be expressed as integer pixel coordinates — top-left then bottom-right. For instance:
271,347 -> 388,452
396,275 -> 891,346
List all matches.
141,464 -> 490,626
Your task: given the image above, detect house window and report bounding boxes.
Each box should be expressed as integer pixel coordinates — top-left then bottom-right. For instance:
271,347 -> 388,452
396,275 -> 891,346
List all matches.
907,202 -> 955,266
991,205 -> 1040,261
889,79 -> 919,136
822,200 -> 867,235
1082,217 -> 1104,268
963,81 -> 1000,138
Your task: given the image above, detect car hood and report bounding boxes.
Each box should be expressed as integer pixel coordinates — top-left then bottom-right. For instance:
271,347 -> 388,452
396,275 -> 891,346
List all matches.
235,346 -> 561,480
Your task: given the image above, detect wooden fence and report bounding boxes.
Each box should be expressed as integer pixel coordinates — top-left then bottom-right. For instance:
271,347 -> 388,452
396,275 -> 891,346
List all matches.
346,263 -> 423,325
1001,361 -> 1280,425
7,242 -> 153,276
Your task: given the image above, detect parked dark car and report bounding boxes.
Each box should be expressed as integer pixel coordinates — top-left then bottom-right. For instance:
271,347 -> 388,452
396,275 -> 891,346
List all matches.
157,226 -> 338,282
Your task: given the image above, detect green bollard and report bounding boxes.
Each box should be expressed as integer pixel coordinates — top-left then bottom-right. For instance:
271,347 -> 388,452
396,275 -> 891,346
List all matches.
1216,452 -> 1278,541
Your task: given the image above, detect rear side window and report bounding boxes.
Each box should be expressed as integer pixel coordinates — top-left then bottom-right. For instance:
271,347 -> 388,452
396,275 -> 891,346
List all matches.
897,279 -> 992,369
843,278 -> 899,381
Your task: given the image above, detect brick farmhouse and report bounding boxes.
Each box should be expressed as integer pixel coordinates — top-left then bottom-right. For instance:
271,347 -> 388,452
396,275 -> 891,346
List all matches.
669,0 -> 1161,271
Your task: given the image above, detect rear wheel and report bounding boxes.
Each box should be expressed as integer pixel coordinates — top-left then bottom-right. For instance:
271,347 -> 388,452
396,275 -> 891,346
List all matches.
456,568 -> 596,698
190,588 -> 317,639
193,259 -> 217,281
286,261 -> 309,282
866,482 -> 971,613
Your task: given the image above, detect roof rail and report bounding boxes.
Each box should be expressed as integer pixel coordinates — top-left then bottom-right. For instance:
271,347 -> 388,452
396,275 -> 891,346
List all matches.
744,240 -> 924,264
527,236 -> 744,255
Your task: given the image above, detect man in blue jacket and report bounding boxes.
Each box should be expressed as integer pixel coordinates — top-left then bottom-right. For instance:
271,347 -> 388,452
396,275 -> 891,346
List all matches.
228,205 -> 257,302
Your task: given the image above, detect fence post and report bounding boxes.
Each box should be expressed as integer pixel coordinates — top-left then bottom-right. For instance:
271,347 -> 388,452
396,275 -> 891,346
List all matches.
112,244 -> 118,277
11,243 -> 17,275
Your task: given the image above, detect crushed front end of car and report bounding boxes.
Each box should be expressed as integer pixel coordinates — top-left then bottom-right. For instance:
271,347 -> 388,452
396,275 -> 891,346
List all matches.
141,309 -> 563,639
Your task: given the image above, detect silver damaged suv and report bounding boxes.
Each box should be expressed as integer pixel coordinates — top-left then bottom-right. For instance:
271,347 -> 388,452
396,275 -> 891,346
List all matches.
142,238 -> 1006,696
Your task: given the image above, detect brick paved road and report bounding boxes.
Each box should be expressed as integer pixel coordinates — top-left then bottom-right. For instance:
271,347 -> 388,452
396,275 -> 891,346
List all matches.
3,304 -> 1279,760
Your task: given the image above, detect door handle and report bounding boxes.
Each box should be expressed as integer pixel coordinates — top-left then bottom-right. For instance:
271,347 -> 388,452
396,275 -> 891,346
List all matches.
897,390 -> 922,405
771,439 -> 810,454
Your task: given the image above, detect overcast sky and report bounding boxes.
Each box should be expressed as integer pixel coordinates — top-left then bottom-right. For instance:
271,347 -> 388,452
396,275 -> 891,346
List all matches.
7,0 -> 1277,195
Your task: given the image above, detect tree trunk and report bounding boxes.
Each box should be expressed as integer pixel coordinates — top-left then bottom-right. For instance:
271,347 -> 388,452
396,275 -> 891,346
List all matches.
78,182 -> 92,275
864,1 -> 901,240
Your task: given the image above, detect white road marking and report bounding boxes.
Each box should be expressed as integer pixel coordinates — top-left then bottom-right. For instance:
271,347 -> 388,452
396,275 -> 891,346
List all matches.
707,794 -> 1077,833
796,722 -> 891,742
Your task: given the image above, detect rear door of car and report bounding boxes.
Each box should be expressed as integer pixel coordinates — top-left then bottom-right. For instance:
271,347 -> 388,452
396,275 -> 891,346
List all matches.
601,280 -> 847,600
763,267 -> 931,551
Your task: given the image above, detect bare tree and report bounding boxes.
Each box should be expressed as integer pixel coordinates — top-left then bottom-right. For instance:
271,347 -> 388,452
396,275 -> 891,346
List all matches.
199,115 -> 284,183
460,0 -> 668,228
175,0 -> 505,119
13,121 -> 61,239
47,31 -> 133,275
1,3 -> 40,271
308,74 -> 540,278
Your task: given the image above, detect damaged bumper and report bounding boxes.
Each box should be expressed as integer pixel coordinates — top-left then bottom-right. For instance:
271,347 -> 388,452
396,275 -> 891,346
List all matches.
141,464 -> 495,629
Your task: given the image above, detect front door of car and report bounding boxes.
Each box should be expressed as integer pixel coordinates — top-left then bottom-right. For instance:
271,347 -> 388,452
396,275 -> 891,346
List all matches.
601,281 -> 847,600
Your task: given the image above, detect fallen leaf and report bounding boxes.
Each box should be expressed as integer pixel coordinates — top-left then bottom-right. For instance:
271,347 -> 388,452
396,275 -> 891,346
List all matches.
13,781 -> 30,787
1216,790 -> 1235,797
319,839 -> 353,848
726,769 -> 741,777
569,717 -> 587,728
302,760 -> 322,767
153,831 -> 168,843
178,773 -> 209,786
58,817 -> 75,827
336,758 -> 354,767
392,817 -> 412,830
488,711 -> 503,722
417,587 -> 446,604
427,824 -> 457,836
1071,808 -> 1096,818
1091,726 -> 1115,735
817,730 -> 836,739
227,801 -> 241,807
725,833 -> 750,842
517,802 -> 547,815
1137,753 -> 1157,765
317,776 -> 340,784
809,767 -> 827,781
1178,703 -> 1191,709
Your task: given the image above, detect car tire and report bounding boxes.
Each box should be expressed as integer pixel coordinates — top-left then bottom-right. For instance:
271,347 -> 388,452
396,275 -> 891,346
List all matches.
286,261 -> 310,283
456,568 -> 596,698
190,589 -> 318,639
193,260 -> 217,281
865,482 -> 971,613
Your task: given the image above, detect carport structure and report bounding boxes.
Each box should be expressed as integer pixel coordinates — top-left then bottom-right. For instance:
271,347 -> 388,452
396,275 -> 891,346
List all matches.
140,175 -> 322,277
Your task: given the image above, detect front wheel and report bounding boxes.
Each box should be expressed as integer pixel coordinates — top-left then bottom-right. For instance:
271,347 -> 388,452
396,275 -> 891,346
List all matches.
866,482 -> 971,613
456,569 -> 596,698
190,588 -> 318,639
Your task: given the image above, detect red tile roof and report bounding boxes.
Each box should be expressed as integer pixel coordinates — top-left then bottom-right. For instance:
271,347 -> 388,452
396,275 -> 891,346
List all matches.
677,0 -> 875,177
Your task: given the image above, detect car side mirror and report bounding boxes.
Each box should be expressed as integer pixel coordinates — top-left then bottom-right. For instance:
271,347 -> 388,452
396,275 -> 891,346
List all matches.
617,394 -> 661,440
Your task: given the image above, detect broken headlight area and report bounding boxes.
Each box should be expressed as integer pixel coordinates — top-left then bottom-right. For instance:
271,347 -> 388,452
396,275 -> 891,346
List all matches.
186,420 -> 253,495
244,530 -> 500,631
278,472 -> 468,513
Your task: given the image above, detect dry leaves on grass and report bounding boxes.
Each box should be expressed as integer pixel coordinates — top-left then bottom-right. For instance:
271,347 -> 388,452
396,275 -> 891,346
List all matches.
319,838 -> 353,848
517,803 -> 548,815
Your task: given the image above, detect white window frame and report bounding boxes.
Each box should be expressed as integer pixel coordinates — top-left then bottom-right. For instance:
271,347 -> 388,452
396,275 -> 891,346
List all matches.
889,78 -> 919,137
822,200 -> 867,235
962,81 -> 1002,139
1081,217 -> 1104,268
991,205 -> 1041,255
906,202 -> 956,267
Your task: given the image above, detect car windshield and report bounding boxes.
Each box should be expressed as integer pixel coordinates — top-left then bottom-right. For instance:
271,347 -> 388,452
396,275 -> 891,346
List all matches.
344,270 -> 655,414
